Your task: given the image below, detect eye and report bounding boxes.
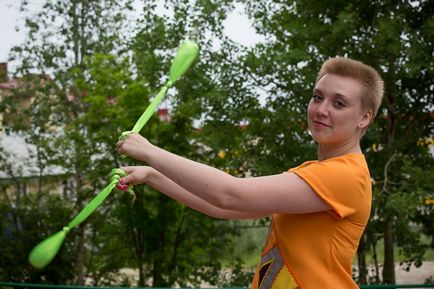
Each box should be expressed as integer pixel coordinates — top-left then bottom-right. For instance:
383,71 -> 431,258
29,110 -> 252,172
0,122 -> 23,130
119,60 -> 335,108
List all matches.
333,100 -> 345,108
312,94 -> 322,102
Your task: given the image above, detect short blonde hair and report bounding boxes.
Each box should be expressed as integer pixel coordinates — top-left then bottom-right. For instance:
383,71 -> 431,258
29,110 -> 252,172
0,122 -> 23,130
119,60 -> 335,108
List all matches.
316,57 -> 384,119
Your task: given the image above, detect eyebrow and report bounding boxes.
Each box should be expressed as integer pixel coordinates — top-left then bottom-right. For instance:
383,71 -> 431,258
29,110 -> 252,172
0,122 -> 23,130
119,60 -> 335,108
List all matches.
313,88 -> 349,100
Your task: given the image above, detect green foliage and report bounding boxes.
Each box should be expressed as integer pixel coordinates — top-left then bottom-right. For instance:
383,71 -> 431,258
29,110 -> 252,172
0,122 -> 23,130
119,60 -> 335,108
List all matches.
240,0 -> 433,284
0,193 -> 75,282
1,0 -> 433,286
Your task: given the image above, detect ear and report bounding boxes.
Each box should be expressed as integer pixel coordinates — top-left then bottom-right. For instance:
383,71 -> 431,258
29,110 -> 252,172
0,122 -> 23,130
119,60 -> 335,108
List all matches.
358,110 -> 373,130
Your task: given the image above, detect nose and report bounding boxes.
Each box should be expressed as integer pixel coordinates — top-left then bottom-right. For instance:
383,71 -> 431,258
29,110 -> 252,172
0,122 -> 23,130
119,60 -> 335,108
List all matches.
315,101 -> 329,117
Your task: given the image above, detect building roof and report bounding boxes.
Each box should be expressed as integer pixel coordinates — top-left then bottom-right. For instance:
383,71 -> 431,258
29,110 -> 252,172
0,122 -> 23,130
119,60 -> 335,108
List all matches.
0,79 -> 24,90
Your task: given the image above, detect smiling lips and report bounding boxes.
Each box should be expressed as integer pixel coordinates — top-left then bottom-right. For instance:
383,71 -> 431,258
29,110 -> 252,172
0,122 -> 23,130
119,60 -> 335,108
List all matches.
313,120 -> 331,128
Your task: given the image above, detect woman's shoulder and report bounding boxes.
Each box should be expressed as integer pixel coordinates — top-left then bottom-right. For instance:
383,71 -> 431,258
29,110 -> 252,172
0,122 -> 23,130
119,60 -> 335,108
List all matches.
289,153 -> 370,182
291,153 -> 367,170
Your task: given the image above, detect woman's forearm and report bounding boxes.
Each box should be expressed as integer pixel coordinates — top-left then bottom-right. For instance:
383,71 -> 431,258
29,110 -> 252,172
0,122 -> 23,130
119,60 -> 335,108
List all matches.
143,145 -> 239,209
146,168 -> 266,220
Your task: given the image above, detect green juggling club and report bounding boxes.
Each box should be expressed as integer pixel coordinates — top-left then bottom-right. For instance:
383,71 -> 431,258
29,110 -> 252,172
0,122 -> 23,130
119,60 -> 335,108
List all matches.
28,40 -> 199,269
121,40 -> 200,138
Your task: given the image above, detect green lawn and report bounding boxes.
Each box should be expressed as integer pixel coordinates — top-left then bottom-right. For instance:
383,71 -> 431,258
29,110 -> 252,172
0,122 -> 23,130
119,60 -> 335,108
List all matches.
225,222 -> 434,269
222,223 -> 268,268
359,234 -> 434,265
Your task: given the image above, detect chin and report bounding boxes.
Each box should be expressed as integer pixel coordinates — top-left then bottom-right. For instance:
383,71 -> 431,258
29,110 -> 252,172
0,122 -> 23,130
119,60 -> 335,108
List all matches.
310,132 -> 329,144
311,134 -> 339,146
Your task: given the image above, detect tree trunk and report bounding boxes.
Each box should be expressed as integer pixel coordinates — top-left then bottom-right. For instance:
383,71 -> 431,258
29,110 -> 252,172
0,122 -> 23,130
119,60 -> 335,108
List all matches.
136,230 -> 146,287
167,211 -> 186,285
75,223 -> 86,285
431,232 -> 434,249
382,218 -> 395,284
138,257 -> 146,287
152,230 -> 166,287
372,240 -> 380,283
381,55 -> 397,285
357,233 -> 368,285
152,258 -> 163,287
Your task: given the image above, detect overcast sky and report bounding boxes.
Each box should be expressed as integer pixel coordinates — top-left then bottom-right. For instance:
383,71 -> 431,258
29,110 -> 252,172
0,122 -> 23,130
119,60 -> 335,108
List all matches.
0,1 -> 263,73
0,1 -> 25,63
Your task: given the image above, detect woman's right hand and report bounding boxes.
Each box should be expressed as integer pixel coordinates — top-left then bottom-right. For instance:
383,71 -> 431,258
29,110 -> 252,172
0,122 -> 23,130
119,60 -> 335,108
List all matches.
118,166 -> 155,186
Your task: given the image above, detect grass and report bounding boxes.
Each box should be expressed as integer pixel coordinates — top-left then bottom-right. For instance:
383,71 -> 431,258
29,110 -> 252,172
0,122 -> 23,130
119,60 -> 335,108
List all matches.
358,234 -> 434,265
424,247 -> 434,261
225,222 -> 434,269
221,222 -> 268,268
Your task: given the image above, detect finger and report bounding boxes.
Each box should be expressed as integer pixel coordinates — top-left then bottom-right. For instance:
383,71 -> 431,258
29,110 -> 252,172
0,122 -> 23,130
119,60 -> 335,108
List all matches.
120,173 -> 136,185
116,141 -> 124,150
116,182 -> 129,191
120,166 -> 135,174
118,167 -> 137,185
116,143 -> 126,154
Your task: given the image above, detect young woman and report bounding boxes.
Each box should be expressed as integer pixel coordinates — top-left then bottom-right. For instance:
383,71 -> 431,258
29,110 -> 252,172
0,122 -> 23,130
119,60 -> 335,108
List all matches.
116,57 -> 384,289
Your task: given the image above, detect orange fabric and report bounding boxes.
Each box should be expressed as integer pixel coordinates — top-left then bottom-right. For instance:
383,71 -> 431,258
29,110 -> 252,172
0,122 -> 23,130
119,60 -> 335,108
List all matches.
251,153 -> 371,289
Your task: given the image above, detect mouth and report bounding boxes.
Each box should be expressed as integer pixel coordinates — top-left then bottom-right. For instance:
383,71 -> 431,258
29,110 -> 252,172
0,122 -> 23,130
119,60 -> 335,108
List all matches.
313,120 -> 331,128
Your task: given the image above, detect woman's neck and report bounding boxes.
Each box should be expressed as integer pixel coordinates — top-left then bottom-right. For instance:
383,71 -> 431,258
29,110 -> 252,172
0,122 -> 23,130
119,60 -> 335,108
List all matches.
317,141 -> 362,161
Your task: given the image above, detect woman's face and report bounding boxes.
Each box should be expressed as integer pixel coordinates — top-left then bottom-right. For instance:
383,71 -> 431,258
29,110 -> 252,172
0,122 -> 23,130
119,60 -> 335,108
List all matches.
307,73 -> 372,146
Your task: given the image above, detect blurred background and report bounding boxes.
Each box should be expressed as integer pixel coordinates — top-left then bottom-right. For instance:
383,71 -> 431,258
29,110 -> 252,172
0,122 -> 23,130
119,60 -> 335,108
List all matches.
0,0 -> 433,287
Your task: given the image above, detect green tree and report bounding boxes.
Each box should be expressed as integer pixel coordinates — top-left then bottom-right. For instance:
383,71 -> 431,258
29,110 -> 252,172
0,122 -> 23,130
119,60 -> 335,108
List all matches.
0,159 -> 76,282
238,0 -> 434,284
119,1 -> 257,286
4,0 -> 135,284
0,73 -> 77,281
64,52 -> 147,285
5,0 -> 432,286
2,0 -> 258,285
